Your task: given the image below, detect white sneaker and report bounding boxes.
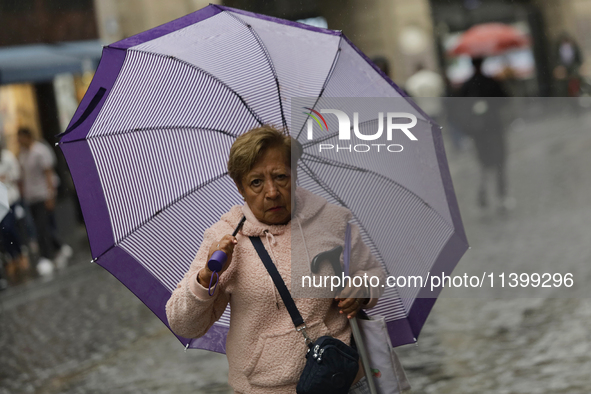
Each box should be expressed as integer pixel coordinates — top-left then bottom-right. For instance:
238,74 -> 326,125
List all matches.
55,245 -> 73,270
37,258 -> 55,277
58,244 -> 73,259
54,255 -> 68,270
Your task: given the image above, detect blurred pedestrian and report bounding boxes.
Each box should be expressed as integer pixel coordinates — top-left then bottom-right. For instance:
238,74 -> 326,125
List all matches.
373,55 -> 412,98
17,127 -> 72,277
406,65 -> 445,99
371,56 -> 391,78
0,138 -> 29,283
443,75 -> 470,152
553,33 -> 583,97
406,64 -> 445,114
459,57 -> 513,212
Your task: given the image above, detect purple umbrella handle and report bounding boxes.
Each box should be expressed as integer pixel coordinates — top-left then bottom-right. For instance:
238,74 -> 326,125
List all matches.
208,271 -> 219,297
206,216 -> 246,296
207,250 -> 227,273
206,251 -> 226,296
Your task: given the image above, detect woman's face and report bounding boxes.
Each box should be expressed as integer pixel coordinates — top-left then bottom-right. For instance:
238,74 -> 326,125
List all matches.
238,147 -> 292,225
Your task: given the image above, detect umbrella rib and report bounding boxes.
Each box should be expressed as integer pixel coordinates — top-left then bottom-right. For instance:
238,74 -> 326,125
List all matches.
126,48 -> 265,127
300,153 -> 456,237
223,11 -> 289,132
301,114 -> 434,148
298,160 -> 389,273
301,152 -> 368,173
301,117 -> 383,149
302,131 -> 338,149
295,36 -> 343,141
94,172 -> 230,262
59,125 -> 239,144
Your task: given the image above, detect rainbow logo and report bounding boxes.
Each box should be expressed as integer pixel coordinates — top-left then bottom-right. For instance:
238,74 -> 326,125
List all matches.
303,107 -> 328,132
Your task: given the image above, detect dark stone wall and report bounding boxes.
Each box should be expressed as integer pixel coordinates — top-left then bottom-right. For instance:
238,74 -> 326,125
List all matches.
222,0 -> 320,20
0,0 -> 98,46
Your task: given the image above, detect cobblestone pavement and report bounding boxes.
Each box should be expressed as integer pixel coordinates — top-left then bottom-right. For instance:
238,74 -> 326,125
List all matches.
395,106 -> 591,394
0,249 -> 231,394
1,105 -> 591,393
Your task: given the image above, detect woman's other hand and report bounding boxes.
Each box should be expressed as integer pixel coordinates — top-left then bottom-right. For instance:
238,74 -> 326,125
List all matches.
197,234 -> 237,287
334,285 -> 369,319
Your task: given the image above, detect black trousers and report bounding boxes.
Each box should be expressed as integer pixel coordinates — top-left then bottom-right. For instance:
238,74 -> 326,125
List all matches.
29,201 -> 62,260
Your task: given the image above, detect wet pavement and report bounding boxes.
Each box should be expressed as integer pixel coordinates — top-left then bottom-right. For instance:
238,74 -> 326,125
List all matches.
394,106 -> 591,394
0,226 -> 231,394
2,105 -> 591,393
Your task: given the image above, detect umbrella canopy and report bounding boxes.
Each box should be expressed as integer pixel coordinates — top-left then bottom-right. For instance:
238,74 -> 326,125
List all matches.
58,4 -> 468,353
449,23 -> 530,57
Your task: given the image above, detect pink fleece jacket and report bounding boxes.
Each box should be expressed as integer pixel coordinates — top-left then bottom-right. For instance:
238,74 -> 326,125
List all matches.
166,187 -> 385,393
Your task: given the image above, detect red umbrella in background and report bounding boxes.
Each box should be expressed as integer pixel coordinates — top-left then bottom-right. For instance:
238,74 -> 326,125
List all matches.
449,23 -> 530,57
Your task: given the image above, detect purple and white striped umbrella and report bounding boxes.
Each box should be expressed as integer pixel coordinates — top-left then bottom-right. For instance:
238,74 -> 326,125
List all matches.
58,5 -> 468,353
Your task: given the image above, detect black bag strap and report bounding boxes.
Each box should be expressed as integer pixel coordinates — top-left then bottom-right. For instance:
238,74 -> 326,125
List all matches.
250,236 -> 312,343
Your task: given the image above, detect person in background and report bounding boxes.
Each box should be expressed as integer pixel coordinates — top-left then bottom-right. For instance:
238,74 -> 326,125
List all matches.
442,75 -> 470,152
459,57 -> 513,213
553,32 -> 583,97
0,138 -> 29,283
17,127 -> 72,277
372,56 -> 413,96
405,64 -> 445,120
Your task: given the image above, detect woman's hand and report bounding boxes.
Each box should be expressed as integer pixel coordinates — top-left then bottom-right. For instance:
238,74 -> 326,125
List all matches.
334,285 -> 369,319
197,234 -> 237,287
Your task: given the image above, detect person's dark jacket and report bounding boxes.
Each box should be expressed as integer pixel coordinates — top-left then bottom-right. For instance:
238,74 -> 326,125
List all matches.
457,72 -> 509,168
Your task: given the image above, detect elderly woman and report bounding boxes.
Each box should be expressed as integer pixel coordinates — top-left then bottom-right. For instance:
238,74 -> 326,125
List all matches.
166,126 -> 385,394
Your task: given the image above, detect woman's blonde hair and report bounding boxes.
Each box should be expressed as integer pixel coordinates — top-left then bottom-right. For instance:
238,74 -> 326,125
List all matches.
228,125 -> 302,187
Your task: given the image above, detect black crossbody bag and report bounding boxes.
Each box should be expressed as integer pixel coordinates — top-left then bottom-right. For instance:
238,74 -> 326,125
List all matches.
250,236 -> 359,394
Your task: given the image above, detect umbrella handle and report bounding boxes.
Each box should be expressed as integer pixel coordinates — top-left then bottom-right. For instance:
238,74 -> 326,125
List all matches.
207,216 -> 246,273
208,271 -> 219,296
350,316 -> 378,394
206,216 -> 246,296
206,251 -> 226,296
207,250 -> 227,272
